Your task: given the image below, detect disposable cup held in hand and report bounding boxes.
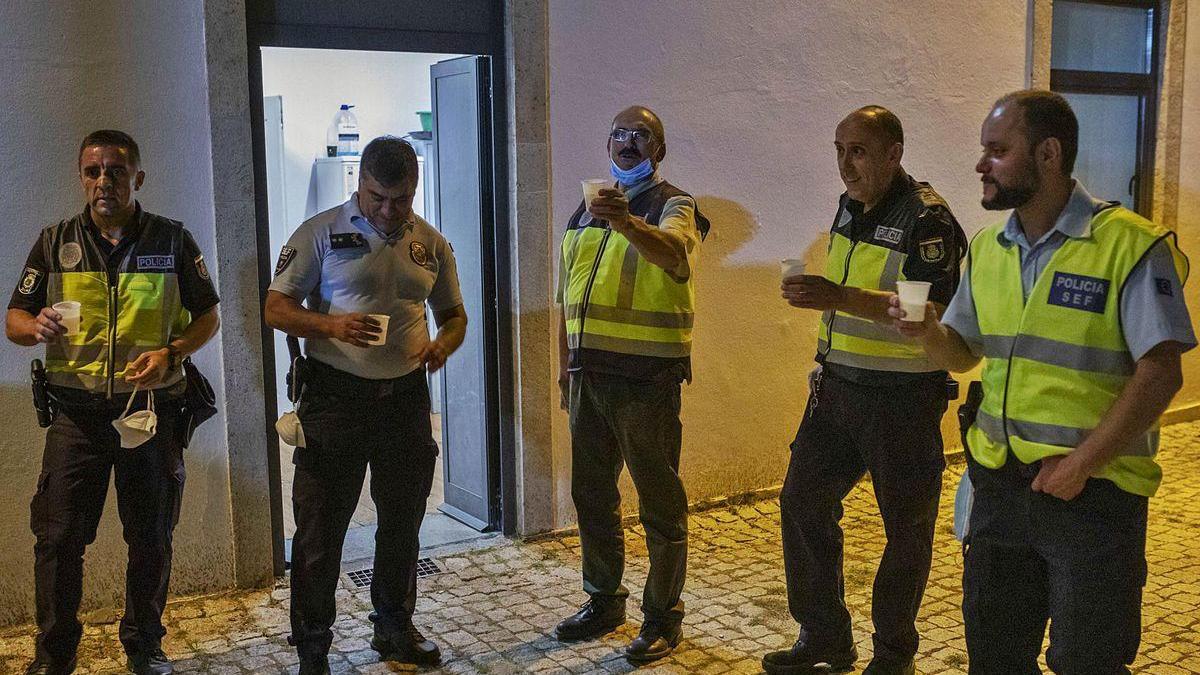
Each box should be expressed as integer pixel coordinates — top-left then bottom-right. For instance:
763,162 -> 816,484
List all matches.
582,179 -> 609,207
780,259 -> 806,282
365,314 -> 390,346
895,281 -> 932,322
52,301 -> 81,336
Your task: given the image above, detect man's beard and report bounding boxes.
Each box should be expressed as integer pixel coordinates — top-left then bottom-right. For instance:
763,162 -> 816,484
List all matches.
982,161 -> 1040,211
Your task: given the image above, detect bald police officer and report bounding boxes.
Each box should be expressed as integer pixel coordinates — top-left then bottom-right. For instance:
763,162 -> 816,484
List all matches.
265,137 -> 467,675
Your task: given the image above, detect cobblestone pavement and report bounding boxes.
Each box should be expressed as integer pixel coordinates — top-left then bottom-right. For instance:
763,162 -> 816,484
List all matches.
3,422 -> 1198,674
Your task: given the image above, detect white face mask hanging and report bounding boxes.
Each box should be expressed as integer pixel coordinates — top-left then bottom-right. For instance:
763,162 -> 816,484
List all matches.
275,380 -> 306,448
112,386 -> 158,449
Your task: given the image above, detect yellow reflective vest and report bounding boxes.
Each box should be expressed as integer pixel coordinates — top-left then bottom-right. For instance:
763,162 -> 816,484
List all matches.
966,206 -> 1188,496
561,181 -> 708,362
42,212 -> 191,396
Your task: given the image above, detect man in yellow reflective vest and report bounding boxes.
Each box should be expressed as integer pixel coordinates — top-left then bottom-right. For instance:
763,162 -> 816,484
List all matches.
892,90 -> 1194,674
763,107 -> 966,675
6,130 -> 220,675
554,106 -> 709,663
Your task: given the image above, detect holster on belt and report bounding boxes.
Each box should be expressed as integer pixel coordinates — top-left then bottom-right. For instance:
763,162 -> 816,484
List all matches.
285,335 -> 307,404
31,359 -> 55,428
957,380 -> 983,450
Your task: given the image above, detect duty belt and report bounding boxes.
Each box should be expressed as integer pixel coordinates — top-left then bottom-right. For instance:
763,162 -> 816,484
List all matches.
304,358 -> 425,400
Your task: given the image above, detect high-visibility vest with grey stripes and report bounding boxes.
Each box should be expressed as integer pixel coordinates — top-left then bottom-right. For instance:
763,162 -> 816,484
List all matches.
966,205 -> 1188,497
560,181 -> 707,360
818,184 -> 952,372
42,211 -> 191,396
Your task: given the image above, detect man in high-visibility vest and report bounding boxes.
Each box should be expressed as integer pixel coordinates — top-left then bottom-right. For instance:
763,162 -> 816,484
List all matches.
891,90 -> 1195,674
7,130 -> 221,675
762,106 -> 965,675
554,106 -> 709,663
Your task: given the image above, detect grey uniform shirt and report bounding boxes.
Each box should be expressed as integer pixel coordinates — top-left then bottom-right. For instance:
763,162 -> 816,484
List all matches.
942,181 -> 1196,361
270,195 -> 464,379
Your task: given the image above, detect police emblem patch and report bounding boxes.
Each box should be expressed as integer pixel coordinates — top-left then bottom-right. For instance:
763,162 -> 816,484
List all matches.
195,255 -> 210,280
919,237 -> 945,263
1155,277 -> 1174,297
410,241 -> 430,267
274,246 -> 296,276
136,255 -> 174,271
18,267 -> 43,295
58,242 -> 82,270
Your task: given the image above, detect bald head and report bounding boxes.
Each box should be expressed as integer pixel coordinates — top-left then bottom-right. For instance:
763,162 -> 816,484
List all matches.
611,106 -> 665,145
834,105 -> 905,210
608,105 -> 667,170
839,105 -> 904,148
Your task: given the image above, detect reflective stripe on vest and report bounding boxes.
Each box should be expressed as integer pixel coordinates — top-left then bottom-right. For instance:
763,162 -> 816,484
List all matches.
966,206 -> 1188,497
818,228 -> 936,372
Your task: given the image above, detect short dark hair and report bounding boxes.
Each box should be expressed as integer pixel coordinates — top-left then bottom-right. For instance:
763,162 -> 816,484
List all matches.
994,89 -> 1079,175
79,129 -> 141,168
360,136 -> 419,187
856,105 -> 904,147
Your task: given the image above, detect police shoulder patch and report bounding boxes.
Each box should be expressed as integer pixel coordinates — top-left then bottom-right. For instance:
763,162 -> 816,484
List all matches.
195,255 -> 210,280
919,237 -> 946,263
1155,277 -> 1174,297
18,266 -> 43,295
274,246 -> 296,277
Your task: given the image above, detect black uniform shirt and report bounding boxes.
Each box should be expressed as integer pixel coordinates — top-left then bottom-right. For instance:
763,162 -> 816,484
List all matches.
9,204 -> 220,316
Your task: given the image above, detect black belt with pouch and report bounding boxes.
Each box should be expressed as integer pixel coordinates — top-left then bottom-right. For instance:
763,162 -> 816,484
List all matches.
179,357 -> 217,448
957,380 -> 984,449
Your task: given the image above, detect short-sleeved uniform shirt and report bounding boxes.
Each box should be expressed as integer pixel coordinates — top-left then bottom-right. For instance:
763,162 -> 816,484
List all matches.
8,204 -> 220,316
269,195 -> 463,380
942,181 -> 1196,361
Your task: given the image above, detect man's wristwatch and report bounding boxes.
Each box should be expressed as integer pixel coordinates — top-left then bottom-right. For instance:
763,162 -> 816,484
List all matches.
165,344 -> 182,371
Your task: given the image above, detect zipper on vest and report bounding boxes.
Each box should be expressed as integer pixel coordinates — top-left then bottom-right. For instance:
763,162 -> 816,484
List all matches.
106,285 -> 117,399
821,239 -> 858,357
577,227 -> 612,351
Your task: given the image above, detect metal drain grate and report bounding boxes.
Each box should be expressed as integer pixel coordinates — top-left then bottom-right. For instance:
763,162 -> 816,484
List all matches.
346,558 -> 442,588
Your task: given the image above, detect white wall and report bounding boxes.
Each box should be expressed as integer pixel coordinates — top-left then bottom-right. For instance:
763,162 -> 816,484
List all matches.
0,2 -> 234,624
259,47 -> 463,226
547,0 -> 1029,524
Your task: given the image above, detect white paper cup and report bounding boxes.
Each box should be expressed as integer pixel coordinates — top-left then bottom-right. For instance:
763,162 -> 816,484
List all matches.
780,259 -> 806,281
52,301 -> 81,336
895,281 -> 932,322
365,313 -> 390,346
582,179 -> 609,206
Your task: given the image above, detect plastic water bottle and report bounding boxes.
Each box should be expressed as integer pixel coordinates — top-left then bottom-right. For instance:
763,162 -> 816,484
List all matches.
334,104 -> 360,156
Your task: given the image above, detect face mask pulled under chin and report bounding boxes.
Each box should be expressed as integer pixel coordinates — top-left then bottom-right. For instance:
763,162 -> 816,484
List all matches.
610,158 -> 654,185
112,386 -> 158,449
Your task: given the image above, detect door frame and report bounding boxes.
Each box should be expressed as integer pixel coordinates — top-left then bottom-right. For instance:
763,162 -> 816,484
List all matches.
245,0 -> 517,575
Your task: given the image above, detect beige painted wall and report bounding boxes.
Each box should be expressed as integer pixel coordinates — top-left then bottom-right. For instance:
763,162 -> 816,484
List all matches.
545,0 -> 1029,526
1172,2 -> 1200,411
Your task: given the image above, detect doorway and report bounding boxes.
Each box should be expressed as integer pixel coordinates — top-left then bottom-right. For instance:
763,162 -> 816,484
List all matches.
247,2 -> 515,575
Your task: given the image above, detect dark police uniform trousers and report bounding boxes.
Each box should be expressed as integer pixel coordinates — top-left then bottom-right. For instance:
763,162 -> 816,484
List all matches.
289,359 -> 437,657
569,369 -> 688,624
781,366 -> 946,664
962,449 -> 1147,675
33,387 -> 186,661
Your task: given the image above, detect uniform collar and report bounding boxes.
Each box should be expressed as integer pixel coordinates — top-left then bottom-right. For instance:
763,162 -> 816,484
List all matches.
843,170 -> 910,225
620,171 -> 664,201
82,201 -> 145,245
998,180 -> 1109,248
346,193 -> 414,244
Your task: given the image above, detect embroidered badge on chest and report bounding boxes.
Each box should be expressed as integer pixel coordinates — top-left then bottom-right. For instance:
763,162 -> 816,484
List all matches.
136,255 -> 174,271
410,241 -> 430,267
1047,272 -> 1109,314
919,237 -> 945,263
873,225 -> 903,245
58,242 -> 83,269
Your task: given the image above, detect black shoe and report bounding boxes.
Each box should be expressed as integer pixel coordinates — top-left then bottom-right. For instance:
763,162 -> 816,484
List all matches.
23,656 -> 76,675
625,621 -> 682,663
127,648 -> 173,675
762,636 -> 857,674
863,656 -> 915,675
371,619 -> 442,666
297,653 -> 331,675
554,597 -> 626,641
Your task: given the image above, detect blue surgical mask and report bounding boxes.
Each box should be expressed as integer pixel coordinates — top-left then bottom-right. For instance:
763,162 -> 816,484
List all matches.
610,158 -> 654,186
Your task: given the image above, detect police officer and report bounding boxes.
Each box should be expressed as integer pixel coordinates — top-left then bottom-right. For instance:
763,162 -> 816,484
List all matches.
554,106 -> 709,663
892,90 -> 1194,674
264,136 -> 466,675
763,107 -> 965,675
6,130 -> 221,675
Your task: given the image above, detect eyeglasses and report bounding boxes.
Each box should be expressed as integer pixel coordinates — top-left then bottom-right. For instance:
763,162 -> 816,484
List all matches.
610,128 -> 655,144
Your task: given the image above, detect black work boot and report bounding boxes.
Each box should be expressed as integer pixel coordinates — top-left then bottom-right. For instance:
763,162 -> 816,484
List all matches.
863,655 -> 916,675
554,597 -> 626,641
762,633 -> 857,674
127,647 -> 174,675
625,620 -> 682,663
23,655 -> 77,675
371,619 -> 441,666
297,652 -> 330,675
